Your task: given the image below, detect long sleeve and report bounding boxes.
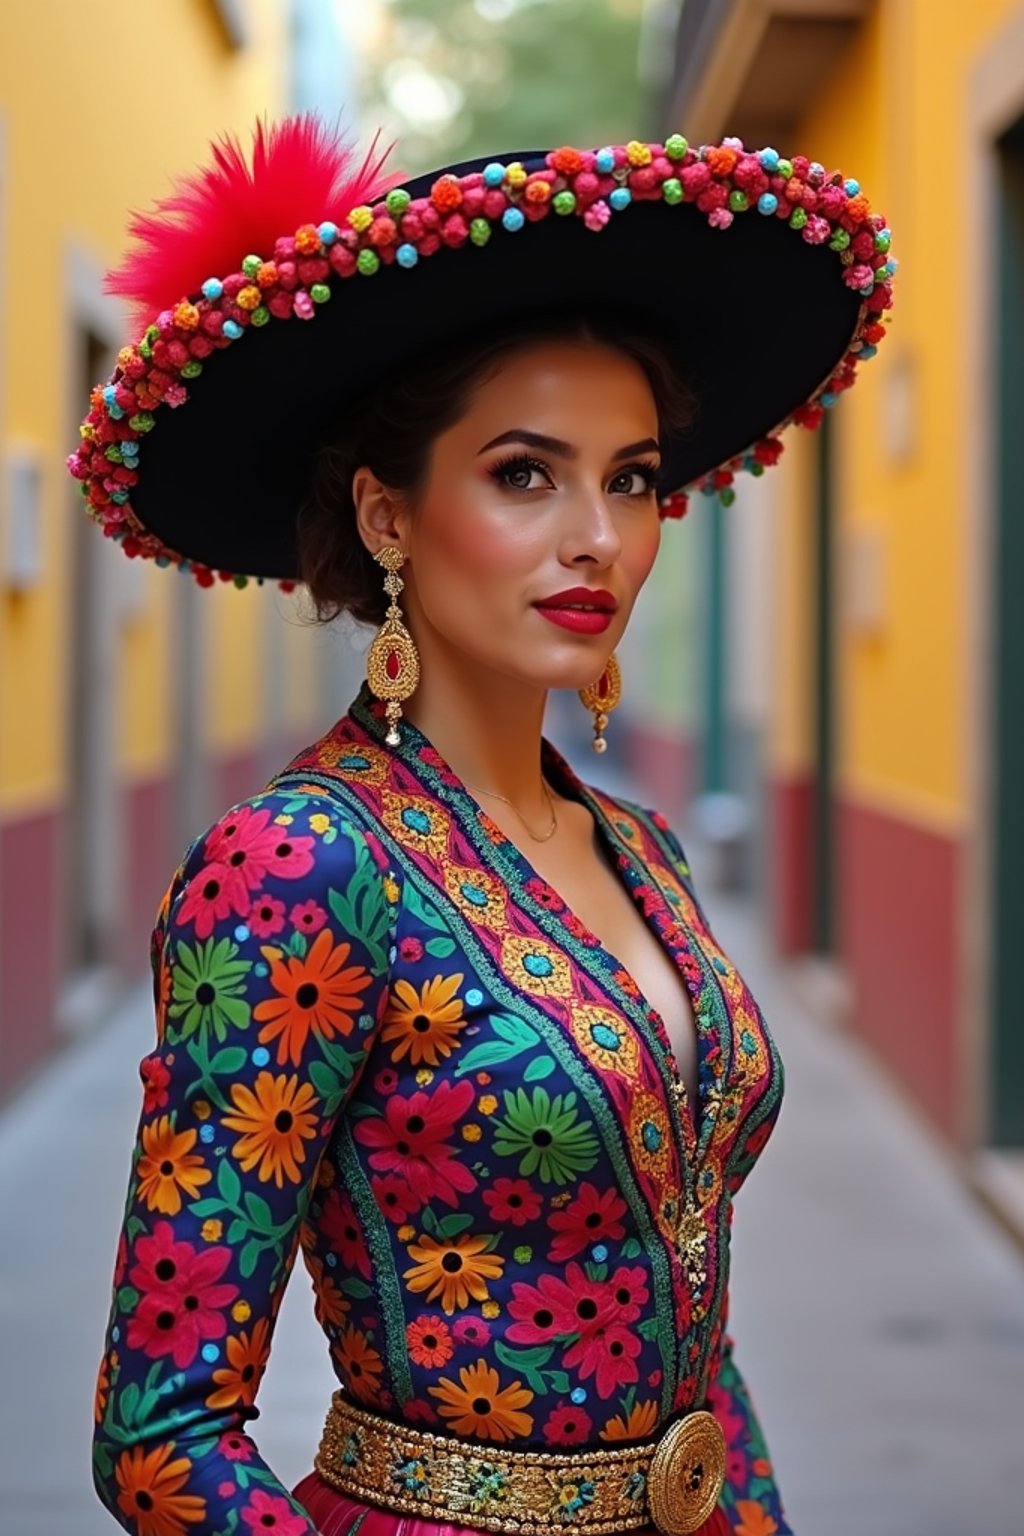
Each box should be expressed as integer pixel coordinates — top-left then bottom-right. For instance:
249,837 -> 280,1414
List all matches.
93,788 -> 396,1535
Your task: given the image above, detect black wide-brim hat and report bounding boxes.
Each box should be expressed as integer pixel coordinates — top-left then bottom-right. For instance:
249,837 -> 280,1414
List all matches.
69,117 -> 895,589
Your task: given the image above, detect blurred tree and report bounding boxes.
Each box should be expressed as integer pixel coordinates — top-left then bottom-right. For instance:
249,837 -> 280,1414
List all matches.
355,0 -> 665,173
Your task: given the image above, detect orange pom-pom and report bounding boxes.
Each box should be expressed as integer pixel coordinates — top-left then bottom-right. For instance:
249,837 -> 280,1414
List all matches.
430,174 -> 463,212
295,223 -> 322,254
705,145 -> 739,177
172,301 -> 200,331
550,146 -> 584,176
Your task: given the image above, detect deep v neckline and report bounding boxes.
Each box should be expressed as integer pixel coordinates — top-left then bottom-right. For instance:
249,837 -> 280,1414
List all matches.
341,688 -> 723,1177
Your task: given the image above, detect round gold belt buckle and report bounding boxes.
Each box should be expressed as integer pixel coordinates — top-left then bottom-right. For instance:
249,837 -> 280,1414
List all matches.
647,1410 -> 726,1536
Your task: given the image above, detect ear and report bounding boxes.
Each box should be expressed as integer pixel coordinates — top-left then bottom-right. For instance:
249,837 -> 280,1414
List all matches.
352,465 -> 409,555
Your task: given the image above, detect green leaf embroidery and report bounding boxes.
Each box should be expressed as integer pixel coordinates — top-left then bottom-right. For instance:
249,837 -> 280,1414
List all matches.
523,1054 -> 556,1082
454,1015 -> 540,1076
494,1340 -> 554,1395
243,1191 -> 275,1232
425,935 -> 457,959
340,1276 -> 373,1300
217,1158 -> 242,1207
435,1212 -> 475,1239
239,1239 -> 263,1279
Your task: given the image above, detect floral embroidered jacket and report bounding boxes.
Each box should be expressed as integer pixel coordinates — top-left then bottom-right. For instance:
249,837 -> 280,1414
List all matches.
93,685 -> 789,1536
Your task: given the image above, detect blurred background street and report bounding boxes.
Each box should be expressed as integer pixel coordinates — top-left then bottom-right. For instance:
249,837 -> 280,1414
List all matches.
2,0 -> 1024,1531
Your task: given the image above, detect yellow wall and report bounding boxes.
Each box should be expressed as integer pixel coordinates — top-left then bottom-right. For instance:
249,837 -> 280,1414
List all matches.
772,0 -> 1024,830
0,0 -> 287,812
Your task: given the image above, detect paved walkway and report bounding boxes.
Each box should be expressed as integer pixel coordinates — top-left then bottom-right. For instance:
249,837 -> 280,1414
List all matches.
1,896 -> 1021,1535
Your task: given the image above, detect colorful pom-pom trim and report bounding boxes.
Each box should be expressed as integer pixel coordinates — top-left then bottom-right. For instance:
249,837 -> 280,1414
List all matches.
67,135 -> 895,588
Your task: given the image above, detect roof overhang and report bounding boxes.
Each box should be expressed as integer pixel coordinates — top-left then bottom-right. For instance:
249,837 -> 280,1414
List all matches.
666,0 -> 873,147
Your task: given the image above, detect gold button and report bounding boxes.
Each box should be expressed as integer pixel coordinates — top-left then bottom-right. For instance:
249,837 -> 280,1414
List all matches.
647,1411 -> 726,1536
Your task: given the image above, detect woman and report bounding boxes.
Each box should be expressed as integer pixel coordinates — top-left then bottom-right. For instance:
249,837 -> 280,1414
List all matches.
72,118 -> 895,1536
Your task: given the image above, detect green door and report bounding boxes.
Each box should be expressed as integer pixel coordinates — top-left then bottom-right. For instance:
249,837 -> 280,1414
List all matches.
993,114 -> 1024,1145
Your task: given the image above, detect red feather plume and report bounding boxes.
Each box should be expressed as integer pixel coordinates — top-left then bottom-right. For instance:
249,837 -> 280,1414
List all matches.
106,113 -> 402,322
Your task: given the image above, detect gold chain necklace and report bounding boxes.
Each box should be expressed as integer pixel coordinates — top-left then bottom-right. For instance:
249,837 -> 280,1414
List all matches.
463,776 -> 559,843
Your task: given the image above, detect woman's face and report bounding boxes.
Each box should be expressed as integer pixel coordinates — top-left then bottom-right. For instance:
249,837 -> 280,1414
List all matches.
387,338 -> 663,693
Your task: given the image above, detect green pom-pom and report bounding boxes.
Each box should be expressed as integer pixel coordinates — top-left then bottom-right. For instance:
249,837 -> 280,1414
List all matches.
777,159 -> 793,179
470,218 -> 492,246
789,206 -> 808,230
385,187 -> 411,215
250,306 -> 270,326
181,360 -> 203,379
874,230 -> 891,253
829,228 -> 850,252
719,487 -> 736,507
665,133 -> 688,160
242,254 -> 261,278
750,462 -> 765,477
552,190 -> 576,215
233,573 -> 249,589
662,177 -> 683,204
310,283 -> 331,303
138,341 -> 153,360
129,412 -> 155,433
357,249 -> 380,275
728,190 -> 748,212
144,325 -> 160,344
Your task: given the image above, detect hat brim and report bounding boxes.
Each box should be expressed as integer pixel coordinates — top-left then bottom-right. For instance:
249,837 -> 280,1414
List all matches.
74,144 -> 889,584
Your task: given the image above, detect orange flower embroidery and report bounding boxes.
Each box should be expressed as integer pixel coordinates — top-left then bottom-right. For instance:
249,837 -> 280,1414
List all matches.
254,926 -> 372,1066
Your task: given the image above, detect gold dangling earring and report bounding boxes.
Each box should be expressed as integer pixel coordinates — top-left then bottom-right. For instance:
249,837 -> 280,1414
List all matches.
578,653 -> 621,754
366,546 -> 420,747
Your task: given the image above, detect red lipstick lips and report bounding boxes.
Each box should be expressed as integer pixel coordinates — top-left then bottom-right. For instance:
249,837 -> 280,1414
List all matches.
533,587 -> 617,635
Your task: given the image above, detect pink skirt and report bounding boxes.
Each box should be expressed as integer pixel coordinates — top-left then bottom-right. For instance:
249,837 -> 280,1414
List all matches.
291,1471 -> 733,1536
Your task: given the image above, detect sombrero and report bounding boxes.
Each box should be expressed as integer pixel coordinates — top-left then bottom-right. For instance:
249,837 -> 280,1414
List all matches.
67,115 -> 895,591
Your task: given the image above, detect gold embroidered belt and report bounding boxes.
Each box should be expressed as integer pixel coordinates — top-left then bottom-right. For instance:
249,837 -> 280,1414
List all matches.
314,1392 -> 726,1536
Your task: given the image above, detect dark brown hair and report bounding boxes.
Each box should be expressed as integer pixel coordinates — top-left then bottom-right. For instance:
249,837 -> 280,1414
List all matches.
296,312 -> 697,626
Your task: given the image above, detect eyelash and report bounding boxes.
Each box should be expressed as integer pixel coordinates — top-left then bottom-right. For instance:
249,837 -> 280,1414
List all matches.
488,453 -> 660,498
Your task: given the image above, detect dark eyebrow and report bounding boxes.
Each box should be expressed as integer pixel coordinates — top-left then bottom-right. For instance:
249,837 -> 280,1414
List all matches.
477,429 -> 661,461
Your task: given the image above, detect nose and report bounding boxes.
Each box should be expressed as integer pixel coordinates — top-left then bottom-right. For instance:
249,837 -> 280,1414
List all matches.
557,484 -> 623,568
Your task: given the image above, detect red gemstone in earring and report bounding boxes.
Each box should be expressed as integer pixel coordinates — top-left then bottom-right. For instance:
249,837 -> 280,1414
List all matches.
385,650 -> 400,681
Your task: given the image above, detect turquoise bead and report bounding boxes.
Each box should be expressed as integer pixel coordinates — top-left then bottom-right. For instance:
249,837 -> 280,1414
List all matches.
759,147 -> 780,171
502,206 -> 525,232
844,178 -> 861,196
609,187 -> 631,211
222,319 -> 244,339
758,192 -> 778,215
483,161 -> 506,186
201,277 -> 223,300
396,243 -> 419,268
595,148 -> 616,173
318,221 -> 339,245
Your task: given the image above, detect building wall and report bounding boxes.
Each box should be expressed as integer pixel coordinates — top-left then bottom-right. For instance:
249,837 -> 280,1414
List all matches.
763,0 -> 1024,1147
0,1 -> 332,1099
